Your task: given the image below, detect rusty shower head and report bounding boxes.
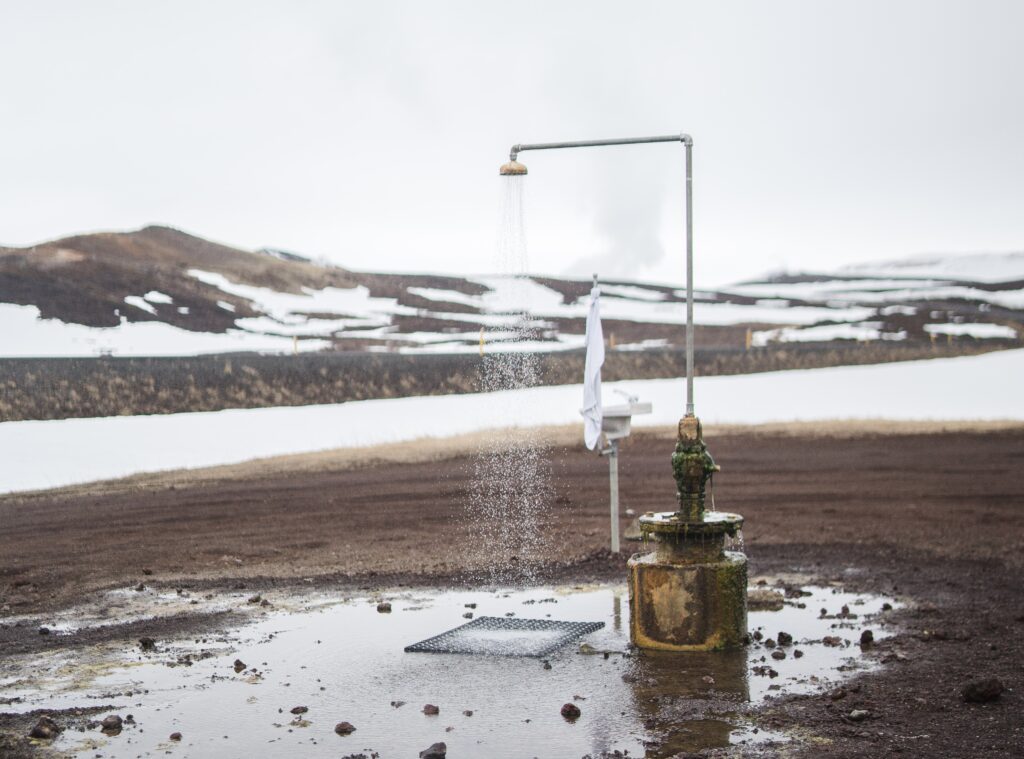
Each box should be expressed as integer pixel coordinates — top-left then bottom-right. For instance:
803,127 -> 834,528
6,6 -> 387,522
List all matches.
499,160 -> 528,176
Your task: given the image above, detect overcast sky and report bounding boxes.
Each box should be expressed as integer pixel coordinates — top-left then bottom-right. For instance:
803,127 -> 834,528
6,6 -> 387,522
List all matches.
2,1 -> 1023,286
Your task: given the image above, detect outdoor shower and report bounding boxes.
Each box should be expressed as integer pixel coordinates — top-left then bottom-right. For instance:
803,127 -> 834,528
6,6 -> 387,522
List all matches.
501,134 -> 747,650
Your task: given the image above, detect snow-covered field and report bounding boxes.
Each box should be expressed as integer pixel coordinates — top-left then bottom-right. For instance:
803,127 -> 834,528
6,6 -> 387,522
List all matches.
2,248 -> 1020,357
1,349 -> 1020,495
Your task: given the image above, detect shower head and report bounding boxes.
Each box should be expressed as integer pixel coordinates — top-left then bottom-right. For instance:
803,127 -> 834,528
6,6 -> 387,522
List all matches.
499,160 -> 528,176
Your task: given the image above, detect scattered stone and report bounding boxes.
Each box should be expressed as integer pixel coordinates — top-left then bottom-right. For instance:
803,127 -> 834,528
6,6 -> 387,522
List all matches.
848,709 -> 870,722
764,638 -> 776,649
560,703 -> 581,720
751,630 -> 763,641
38,626 -> 50,636
169,732 -> 182,741
247,594 -> 261,604
290,706 -> 308,715
28,716 -> 60,740
100,715 -> 123,734
462,710 -> 473,717
142,568 -> 153,575
334,721 -> 356,735
962,677 -> 1005,703
419,742 -> 447,759
464,603 -> 477,609
463,612 -> 473,619
860,629 -> 874,647
777,631 -> 793,646
233,659 -> 246,673
881,602 -> 893,611
794,649 -> 804,658
139,636 -> 156,651
839,604 -> 852,618
771,650 -> 786,660
422,704 -> 440,715
135,583 -> 146,592
260,598 -> 271,607
377,602 -> 392,613
542,660 -> 552,670
701,675 -> 715,685
390,700 -> 406,708
829,687 -> 847,701
747,588 -> 785,611
823,636 -> 843,647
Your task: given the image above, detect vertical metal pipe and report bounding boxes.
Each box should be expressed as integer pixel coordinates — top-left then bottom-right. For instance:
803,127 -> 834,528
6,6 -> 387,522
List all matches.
685,141 -> 694,416
609,439 -> 620,553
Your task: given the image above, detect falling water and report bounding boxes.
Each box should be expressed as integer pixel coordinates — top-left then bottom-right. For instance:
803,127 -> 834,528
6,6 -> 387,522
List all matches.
468,174 -> 552,585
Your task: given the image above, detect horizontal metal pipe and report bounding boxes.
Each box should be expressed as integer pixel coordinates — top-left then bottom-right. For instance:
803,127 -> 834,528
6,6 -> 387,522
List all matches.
510,133 -> 691,161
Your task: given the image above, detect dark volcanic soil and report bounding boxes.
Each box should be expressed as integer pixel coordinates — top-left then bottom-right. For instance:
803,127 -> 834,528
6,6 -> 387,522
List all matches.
1,426 -> 1022,757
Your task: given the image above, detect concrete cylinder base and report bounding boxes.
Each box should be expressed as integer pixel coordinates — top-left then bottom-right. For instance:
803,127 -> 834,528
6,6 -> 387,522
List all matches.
628,550 -> 748,651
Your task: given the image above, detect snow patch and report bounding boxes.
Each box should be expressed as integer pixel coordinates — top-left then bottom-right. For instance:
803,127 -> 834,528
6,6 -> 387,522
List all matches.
1,349 -> 1020,494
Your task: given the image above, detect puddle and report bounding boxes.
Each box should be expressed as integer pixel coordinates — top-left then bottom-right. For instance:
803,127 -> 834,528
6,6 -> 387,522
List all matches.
3,582 -> 897,758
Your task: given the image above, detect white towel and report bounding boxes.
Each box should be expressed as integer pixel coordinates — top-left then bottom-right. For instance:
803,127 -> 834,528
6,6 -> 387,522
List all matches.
582,284 -> 605,450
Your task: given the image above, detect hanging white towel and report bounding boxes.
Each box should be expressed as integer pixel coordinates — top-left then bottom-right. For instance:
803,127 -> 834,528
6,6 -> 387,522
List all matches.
582,284 -> 605,450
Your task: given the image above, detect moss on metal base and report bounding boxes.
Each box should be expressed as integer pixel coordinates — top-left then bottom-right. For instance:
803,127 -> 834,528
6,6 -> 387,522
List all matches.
628,550 -> 747,651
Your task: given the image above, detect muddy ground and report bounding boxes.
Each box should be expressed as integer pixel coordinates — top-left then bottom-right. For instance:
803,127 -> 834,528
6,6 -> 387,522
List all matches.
1,423 -> 1022,757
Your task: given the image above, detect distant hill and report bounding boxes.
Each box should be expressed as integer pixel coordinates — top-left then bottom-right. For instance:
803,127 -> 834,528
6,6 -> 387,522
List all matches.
0,226 -> 1021,357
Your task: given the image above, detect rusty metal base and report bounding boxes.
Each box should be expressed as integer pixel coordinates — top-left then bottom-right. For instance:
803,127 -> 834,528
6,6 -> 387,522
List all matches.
627,550 -> 747,651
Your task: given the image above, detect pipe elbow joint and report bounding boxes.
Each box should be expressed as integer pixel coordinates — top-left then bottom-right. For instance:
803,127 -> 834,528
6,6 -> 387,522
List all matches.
510,144 -> 522,161
680,134 -> 693,147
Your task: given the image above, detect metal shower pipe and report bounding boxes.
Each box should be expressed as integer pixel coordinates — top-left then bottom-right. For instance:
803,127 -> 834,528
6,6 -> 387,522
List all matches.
507,133 -> 696,416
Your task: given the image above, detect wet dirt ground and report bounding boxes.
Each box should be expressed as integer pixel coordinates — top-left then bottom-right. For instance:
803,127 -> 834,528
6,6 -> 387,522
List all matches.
1,424 -> 1023,757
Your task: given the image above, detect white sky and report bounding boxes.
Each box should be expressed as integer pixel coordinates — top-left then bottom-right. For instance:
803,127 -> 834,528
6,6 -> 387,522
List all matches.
2,1 -> 1022,286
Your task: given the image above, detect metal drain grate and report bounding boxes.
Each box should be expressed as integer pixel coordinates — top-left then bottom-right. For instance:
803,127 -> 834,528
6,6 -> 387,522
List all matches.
404,616 -> 605,657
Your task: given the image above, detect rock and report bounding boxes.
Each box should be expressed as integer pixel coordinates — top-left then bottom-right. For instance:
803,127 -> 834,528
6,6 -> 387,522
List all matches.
462,709 -> 473,716
777,631 -> 793,646
829,687 -> 847,700
334,721 -> 356,735
390,700 -> 406,708
247,594 -> 261,604
419,742 -> 447,759
542,660 -> 552,670
377,602 -> 392,613
290,706 -> 308,715
860,630 -> 874,647
882,602 -> 893,611
771,650 -> 786,660
794,649 -> 804,658
848,709 -> 870,722
169,732 -> 182,741
135,583 -> 146,592
233,659 -> 246,673
464,603 -> 477,609
747,588 -> 785,611
962,677 -> 1005,703
463,612 -> 473,619
100,715 -> 123,734
764,638 -> 776,649
142,568 -> 153,575
422,704 -> 440,715
823,636 -> 843,647
139,636 -> 156,651
28,716 -> 60,740
701,675 -> 715,684
38,626 -> 50,635
560,703 -> 581,720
